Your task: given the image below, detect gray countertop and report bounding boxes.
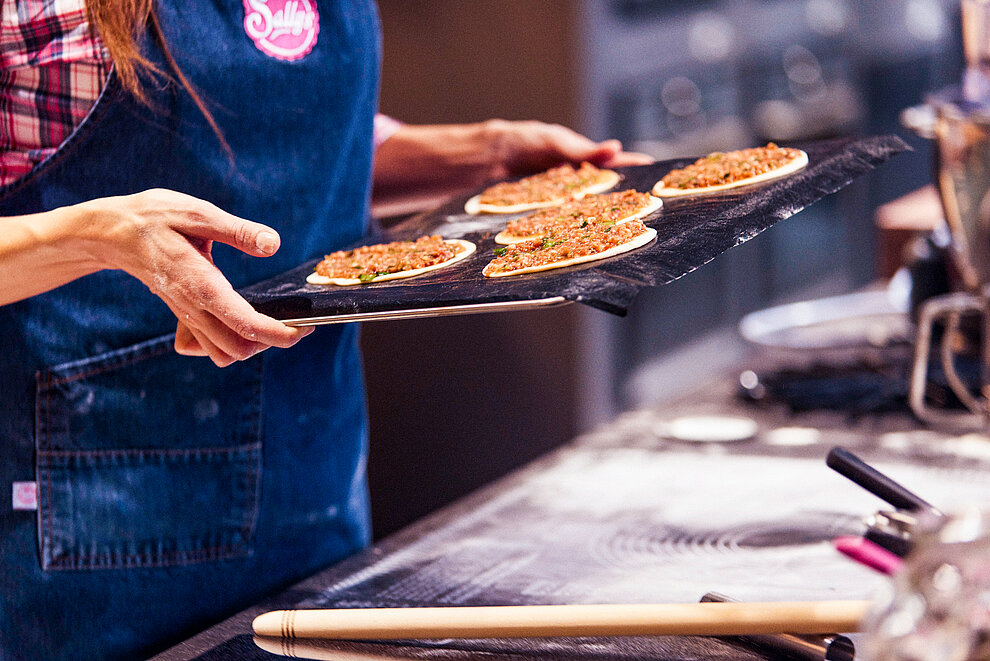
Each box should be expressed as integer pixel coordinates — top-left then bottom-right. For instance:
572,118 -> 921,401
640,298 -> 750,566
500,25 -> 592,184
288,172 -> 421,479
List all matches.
155,346 -> 990,661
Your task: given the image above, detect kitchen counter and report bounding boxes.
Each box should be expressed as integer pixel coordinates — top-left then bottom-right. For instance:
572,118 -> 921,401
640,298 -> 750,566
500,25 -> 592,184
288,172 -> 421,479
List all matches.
155,345 -> 990,661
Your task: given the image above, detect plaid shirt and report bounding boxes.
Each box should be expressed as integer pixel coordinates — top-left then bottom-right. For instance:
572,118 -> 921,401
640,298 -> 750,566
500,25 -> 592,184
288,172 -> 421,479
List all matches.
0,0 -> 109,186
0,1 -> 399,188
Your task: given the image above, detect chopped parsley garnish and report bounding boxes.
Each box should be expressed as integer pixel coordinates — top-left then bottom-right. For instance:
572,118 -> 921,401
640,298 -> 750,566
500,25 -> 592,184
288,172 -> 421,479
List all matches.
494,247 -> 507,257
359,272 -> 388,282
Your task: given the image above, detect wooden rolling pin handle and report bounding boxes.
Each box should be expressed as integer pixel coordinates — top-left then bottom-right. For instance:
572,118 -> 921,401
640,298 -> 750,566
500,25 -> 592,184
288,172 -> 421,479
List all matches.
252,601 -> 870,640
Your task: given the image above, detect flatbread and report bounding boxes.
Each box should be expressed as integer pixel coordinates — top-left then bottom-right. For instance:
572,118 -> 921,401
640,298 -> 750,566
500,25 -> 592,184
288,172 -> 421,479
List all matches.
465,163 -> 620,215
483,221 -> 657,278
494,192 -> 662,245
307,238 -> 476,286
652,145 -> 808,198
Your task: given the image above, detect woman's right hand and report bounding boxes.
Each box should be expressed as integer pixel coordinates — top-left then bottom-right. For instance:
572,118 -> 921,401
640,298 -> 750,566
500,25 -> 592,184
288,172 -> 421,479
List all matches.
68,189 -> 311,366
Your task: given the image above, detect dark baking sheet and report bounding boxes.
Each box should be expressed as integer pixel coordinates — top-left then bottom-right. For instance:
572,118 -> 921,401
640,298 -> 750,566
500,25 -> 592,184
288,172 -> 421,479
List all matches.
241,135 -> 908,322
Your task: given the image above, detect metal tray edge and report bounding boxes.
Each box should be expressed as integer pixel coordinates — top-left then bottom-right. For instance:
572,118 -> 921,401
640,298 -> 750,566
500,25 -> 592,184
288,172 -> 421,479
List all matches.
282,296 -> 571,326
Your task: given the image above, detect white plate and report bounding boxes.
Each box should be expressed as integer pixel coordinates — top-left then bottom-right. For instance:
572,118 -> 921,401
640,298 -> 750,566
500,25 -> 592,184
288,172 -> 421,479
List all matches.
738,283 -> 911,351
660,415 -> 759,443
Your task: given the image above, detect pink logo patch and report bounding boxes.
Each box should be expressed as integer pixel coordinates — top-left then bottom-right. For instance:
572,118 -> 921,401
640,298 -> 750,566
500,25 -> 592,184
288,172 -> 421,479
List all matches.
242,0 -> 319,61
12,482 -> 37,511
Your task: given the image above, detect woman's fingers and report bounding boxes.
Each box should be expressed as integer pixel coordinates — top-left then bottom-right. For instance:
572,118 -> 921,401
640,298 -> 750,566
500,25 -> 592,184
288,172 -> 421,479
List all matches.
493,120 -> 654,175
541,129 -> 653,167
179,211 -> 281,258
176,319 -> 238,368
147,190 -> 282,258
592,140 -> 654,167
183,266 -> 309,349
175,309 -> 311,368
174,320 -> 208,357
102,188 -> 282,259
166,270 -> 312,364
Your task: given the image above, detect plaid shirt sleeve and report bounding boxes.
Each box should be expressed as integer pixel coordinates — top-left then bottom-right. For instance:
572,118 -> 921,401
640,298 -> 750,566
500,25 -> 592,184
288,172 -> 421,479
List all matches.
0,3 -> 399,187
0,0 -> 110,186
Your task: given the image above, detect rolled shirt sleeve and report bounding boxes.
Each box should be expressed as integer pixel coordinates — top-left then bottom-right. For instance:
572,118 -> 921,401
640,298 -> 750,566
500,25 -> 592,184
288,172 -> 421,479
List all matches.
373,113 -> 403,150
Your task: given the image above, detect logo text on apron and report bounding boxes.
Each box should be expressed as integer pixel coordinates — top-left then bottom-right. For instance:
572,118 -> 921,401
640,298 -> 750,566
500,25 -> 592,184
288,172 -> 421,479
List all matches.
242,0 -> 319,61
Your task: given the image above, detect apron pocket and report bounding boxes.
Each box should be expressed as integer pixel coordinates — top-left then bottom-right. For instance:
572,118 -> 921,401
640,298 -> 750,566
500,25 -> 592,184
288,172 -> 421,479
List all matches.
34,334 -> 263,570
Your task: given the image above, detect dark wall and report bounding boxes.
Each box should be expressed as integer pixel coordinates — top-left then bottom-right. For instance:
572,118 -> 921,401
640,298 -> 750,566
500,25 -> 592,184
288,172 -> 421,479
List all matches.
362,309 -> 580,538
377,0 -> 579,125
365,1 -> 583,540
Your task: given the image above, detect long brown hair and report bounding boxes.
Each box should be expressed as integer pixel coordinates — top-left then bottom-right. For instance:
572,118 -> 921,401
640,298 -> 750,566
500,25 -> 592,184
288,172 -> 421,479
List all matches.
86,0 -> 230,154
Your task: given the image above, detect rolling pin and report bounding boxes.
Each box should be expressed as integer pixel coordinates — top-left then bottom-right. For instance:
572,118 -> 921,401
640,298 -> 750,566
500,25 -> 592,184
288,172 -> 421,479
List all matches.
253,600 -> 870,640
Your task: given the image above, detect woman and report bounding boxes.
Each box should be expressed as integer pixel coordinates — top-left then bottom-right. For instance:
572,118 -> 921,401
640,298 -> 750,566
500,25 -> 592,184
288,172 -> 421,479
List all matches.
0,2 -> 649,659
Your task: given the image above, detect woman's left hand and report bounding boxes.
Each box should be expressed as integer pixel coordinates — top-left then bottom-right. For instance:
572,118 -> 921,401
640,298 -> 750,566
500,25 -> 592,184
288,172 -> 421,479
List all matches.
481,119 -> 654,180
371,119 -> 653,219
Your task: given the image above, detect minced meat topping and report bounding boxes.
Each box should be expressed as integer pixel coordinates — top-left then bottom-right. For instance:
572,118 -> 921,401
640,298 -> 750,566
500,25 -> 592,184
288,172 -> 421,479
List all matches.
315,235 -> 463,282
660,143 -> 802,190
504,190 -> 653,239
484,220 -> 649,275
479,162 -> 610,206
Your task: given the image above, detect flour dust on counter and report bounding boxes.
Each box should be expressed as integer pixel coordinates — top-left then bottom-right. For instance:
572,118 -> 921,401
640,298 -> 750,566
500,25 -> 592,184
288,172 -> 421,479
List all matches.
308,450 -> 990,611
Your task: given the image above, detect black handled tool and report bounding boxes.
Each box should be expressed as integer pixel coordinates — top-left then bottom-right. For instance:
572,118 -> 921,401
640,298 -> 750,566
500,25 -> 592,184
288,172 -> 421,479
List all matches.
864,527 -> 912,558
826,447 -> 941,515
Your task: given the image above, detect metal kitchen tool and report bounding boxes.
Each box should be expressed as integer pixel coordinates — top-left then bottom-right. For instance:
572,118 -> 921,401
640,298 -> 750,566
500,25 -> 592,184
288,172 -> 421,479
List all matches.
860,505 -> 990,661
906,144 -> 990,428
825,447 -> 941,516
239,136 -> 906,325
826,446 -> 946,561
908,289 -> 990,426
700,593 -> 856,661
905,0 -> 990,427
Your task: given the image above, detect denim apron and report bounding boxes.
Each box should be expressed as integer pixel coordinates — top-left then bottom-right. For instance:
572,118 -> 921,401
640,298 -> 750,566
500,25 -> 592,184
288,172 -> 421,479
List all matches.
0,2 -> 379,659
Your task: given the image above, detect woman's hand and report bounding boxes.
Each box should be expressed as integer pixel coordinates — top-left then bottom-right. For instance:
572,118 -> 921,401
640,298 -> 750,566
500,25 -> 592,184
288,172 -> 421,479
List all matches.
0,188 -> 310,367
82,189 -> 312,367
481,119 -> 654,179
371,119 -> 653,219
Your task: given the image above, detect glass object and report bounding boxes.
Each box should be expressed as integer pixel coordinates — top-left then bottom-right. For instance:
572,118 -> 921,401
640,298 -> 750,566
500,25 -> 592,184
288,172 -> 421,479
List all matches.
861,507 -> 990,661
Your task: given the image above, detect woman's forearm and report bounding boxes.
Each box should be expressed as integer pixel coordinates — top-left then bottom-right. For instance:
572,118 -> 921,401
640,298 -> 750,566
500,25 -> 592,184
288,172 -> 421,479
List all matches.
0,190 -> 311,366
0,205 -> 104,306
370,119 -> 653,219
371,121 -> 498,219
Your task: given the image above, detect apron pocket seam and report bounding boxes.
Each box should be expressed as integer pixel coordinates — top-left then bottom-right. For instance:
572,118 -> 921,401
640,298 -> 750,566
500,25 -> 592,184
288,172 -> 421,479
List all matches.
35,340 -> 263,571
38,442 -> 262,571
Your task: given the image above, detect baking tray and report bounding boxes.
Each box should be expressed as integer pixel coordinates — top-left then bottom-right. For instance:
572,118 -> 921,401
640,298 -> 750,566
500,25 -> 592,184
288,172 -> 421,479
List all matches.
240,135 -> 909,325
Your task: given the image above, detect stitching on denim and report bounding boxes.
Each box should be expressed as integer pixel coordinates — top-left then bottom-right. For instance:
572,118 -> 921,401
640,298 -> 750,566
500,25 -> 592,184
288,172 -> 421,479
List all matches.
35,335 -> 172,568
36,440 -> 262,569
34,370 -> 44,564
50,342 -> 171,385
241,356 -> 265,542
241,449 -> 260,543
47,542 -> 248,570
42,336 -> 174,387
64,544 -> 242,563
37,442 -> 261,459
45,373 -> 54,567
